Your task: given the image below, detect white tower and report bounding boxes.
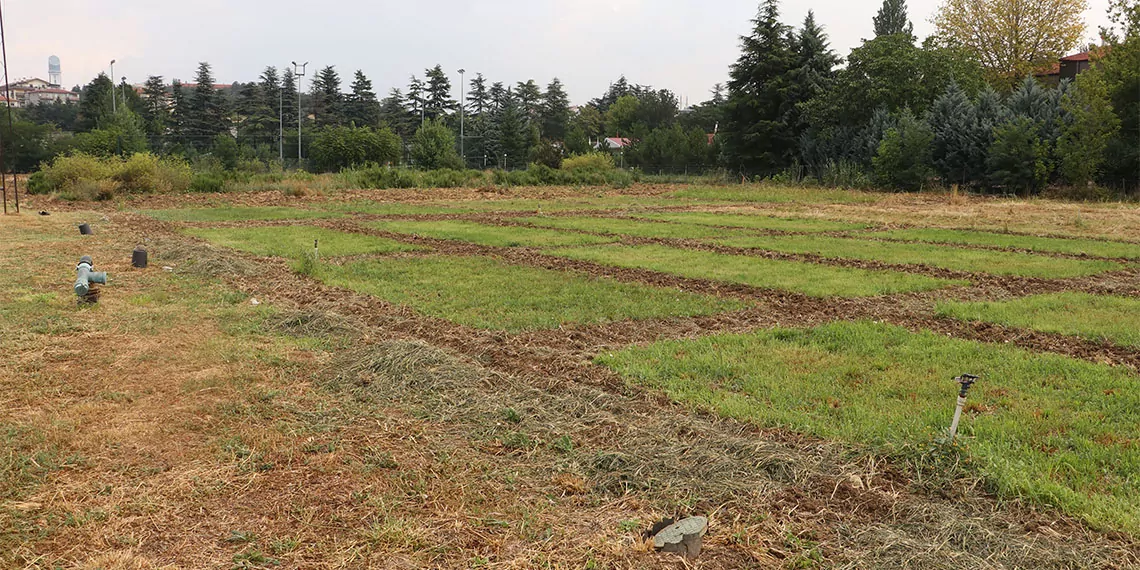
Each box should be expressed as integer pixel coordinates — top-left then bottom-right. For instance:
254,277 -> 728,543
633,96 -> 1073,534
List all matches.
48,56 -> 62,86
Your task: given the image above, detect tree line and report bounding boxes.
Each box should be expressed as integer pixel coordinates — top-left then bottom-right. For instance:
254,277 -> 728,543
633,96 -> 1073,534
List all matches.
7,0 -> 1140,194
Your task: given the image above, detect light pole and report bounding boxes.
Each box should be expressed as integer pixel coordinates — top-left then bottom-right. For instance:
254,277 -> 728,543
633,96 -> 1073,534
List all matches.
109,59 -> 116,113
278,86 -> 284,162
458,68 -> 465,168
291,61 -> 308,165
121,76 -> 127,107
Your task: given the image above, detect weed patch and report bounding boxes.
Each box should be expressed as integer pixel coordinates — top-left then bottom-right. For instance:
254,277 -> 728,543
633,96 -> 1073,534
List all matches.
185,226 -> 419,258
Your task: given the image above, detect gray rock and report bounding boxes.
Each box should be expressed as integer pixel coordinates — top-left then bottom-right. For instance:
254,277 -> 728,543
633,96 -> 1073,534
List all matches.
653,516 -> 708,558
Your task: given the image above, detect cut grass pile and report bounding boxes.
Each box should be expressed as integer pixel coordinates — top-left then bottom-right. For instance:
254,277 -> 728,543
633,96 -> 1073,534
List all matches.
671,185 -> 879,204
937,292 -> 1140,348
640,212 -> 870,233
186,226 -> 420,257
371,220 -> 617,248
710,234 -> 1122,278
518,216 -> 741,239
868,228 -> 1140,260
319,255 -> 744,332
142,206 -> 341,222
546,244 -> 962,297
597,321 -> 1140,533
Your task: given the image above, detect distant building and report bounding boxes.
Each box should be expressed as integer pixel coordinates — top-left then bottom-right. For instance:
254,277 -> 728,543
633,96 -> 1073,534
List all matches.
595,137 -> 632,151
0,77 -> 79,106
1035,48 -> 1107,85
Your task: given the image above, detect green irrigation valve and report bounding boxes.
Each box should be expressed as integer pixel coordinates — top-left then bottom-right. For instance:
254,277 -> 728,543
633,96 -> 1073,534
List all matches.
75,255 -> 108,298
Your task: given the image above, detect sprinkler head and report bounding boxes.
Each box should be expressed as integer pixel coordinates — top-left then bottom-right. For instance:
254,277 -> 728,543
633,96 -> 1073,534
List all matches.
955,374 -> 979,397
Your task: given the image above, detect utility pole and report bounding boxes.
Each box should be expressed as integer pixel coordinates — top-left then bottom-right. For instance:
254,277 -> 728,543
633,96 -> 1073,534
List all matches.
458,68 -> 465,168
278,86 -> 283,162
121,76 -> 127,108
291,61 -> 307,165
0,1 -> 17,213
109,60 -> 116,114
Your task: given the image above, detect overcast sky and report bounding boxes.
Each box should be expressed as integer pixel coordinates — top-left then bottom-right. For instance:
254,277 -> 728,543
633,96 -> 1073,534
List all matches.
4,0 -> 1113,105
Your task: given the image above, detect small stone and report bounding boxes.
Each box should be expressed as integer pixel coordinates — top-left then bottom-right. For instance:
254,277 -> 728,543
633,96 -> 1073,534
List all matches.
847,474 -> 865,490
250,298 -> 260,306
653,516 -> 708,558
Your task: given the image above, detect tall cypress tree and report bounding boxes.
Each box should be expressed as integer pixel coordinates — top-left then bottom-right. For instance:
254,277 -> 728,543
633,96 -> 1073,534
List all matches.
187,62 -> 229,151
873,0 -> 914,38
724,0 -> 797,173
346,70 -> 380,127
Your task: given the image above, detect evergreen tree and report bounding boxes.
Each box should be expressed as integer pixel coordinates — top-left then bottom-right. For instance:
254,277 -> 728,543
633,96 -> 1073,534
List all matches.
140,75 -> 169,146
280,69 -> 298,134
310,66 -> 344,127
724,0 -> 798,173
928,82 -> 986,185
424,65 -> 456,121
485,85 -> 533,168
541,78 -> 571,140
255,67 -> 282,152
873,109 -> 934,190
169,80 -> 189,148
873,0 -> 914,38
346,70 -> 380,128
988,117 -> 1052,195
515,79 -> 543,124
77,73 -> 115,131
788,11 -> 840,156
590,76 -> 632,112
186,62 -> 229,151
1057,72 -> 1121,186
379,88 -> 413,140
407,76 -> 426,126
467,74 -> 491,118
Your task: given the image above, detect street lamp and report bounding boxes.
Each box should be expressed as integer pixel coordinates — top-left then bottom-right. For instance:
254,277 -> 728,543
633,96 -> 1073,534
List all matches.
121,76 -> 127,107
291,61 -> 308,165
109,59 -> 116,113
458,68 -> 465,168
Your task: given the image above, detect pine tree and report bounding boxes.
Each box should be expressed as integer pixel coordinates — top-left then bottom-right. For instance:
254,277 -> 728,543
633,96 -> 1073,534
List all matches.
255,67 -> 282,152
187,62 -> 229,151
927,82 -> 985,184
467,74 -> 491,118
424,65 -> 455,121
788,11 -> 840,154
724,0 -> 798,173
77,73 -> 115,131
379,88 -> 413,140
280,69 -> 298,133
310,66 -> 344,127
140,76 -> 169,146
346,70 -> 380,128
407,76 -> 426,126
485,84 -> 532,168
515,80 -> 543,125
873,0 -> 914,38
540,78 -> 570,140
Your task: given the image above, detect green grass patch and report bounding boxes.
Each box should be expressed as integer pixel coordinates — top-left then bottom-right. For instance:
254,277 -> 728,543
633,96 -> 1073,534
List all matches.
142,206 -> 341,222
546,244 -> 961,297
711,235 -> 1122,278
372,220 -> 617,248
937,292 -> 1140,348
867,228 -> 1140,260
319,255 -> 743,332
329,196 -> 699,216
671,185 -> 879,204
640,212 -> 870,233
186,226 -> 420,257
597,321 -> 1140,533
518,216 -> 741,239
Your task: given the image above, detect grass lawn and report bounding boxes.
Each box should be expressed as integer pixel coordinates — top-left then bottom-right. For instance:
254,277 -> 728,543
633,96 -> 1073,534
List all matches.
597,321 -> 1140,533
372,220 -> 618,248
546,244 -> 962,297
186,226 -> 420,257
710,235 -> 1122,278
329,196 -> 697,216
868,228 -> 1140,260
640,212 -> 870,233
518,216 -> 741,239
318,255 -> 744,332
671,185 -> 879,204
937,292 -> 1140,348
142,206 -> 341,222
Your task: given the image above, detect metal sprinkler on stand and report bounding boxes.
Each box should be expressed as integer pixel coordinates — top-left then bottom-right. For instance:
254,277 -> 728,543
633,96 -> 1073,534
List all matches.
948,374 -> 979,442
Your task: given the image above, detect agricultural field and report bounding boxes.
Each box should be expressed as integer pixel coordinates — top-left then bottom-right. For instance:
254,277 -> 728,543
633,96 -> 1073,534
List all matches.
3,183 -> 1140,569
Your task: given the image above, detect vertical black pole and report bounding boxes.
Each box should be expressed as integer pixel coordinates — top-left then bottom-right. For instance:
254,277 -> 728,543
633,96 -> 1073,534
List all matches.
0,0 -> 16,213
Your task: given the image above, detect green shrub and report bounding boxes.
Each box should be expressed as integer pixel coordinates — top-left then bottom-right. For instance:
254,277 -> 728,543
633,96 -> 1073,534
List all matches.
310,126 -> 401,173
988,118 -> 1052,195
872,111 -> 935,191
31,153 -> 112,194
190,172 -> 226,193
410,119 -> 463,170
113,153 -> 192,194
562,152 -> 615,172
